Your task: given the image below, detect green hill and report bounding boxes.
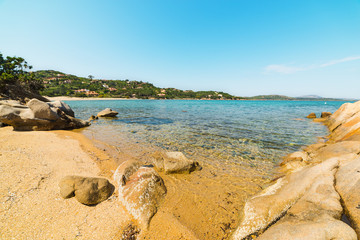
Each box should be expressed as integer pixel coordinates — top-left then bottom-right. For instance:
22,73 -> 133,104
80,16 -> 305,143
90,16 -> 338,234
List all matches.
35,70 -> 242,100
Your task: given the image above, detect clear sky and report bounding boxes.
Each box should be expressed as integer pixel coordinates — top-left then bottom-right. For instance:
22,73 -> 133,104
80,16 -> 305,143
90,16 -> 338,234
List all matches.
0,0 -> 359,98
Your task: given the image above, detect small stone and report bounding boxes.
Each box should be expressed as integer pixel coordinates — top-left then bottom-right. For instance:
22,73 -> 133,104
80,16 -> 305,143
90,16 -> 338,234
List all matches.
306,112 -> 317,118
59,176 -> 114,205
151,151 -> 201,174
97,108 -> 118,117
321,112 -> 332,118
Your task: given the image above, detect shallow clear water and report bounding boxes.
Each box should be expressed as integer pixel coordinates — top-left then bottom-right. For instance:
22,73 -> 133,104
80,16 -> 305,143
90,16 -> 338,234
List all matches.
66,100 -> 349,165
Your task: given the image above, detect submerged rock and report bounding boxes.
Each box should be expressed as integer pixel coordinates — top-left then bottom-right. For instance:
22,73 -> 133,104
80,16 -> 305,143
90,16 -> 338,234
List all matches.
97,108 -> 118,117
59,175 -> 114,205
114,160 -> 166,228
0,99 -> 90,131
306,112 -> 317,118
88,115 -> 99,121
151,151 -> 201,174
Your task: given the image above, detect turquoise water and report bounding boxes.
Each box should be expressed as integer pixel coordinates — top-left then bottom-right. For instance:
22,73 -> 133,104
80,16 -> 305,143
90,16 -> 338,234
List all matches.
66,100 -> 349,165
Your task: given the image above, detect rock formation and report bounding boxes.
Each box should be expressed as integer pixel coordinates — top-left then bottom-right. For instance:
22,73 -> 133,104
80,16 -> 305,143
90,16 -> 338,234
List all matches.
113,160 -> 167,229
232,100 -> 360,239
151,151 -> 201,174
59,175 -> 114,205
0,99 -> 90,130
97,108 -> 118,117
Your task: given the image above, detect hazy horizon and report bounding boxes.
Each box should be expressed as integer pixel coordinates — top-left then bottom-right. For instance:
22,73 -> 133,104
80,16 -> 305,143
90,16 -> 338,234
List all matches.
1,0 -> 359,99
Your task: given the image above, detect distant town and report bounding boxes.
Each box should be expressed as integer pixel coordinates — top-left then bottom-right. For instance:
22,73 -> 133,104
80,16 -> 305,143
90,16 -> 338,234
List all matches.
36,70 -> 351,101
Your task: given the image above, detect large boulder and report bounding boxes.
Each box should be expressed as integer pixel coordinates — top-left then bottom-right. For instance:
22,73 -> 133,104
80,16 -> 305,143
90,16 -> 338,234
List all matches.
27,99 -> 59,120
0,99 -> 90,131
114,160 -> 167,228
97,108 -> 118,117
151,151 -> 201,174
47,100 -> 75,117
59,176 -> 114,205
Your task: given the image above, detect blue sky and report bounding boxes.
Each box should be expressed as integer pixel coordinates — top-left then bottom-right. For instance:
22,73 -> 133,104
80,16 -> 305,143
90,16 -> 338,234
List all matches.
0,0 -> 359,98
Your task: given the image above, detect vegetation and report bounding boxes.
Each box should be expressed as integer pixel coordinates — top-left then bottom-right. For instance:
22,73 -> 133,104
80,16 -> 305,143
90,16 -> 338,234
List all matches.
0,53 -> 43,94
36,70 -> 242,100
0,53 -> 46,102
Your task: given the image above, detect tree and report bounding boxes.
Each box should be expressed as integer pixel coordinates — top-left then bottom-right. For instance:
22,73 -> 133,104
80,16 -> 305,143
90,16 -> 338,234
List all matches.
0,53 -> 43,93
88,75 -> 94,80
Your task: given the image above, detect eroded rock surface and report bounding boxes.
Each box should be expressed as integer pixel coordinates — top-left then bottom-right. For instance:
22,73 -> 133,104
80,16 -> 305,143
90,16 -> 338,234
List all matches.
114,160 -> 167,228
59,175 -> 114,205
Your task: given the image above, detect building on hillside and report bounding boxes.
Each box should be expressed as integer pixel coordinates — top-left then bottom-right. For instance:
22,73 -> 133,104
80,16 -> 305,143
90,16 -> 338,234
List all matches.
108,87 -> 117,91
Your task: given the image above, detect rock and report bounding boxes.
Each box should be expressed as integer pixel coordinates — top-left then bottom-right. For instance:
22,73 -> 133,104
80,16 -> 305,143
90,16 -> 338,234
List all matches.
335,156 -> 360,237
311,141 -> 360,163
151,151 -> 201,174
114,161 -> 167,228
97,108 -> 118,117
27,99 -> 59,120
280,151 -> 309,172
325,101 -> 360,132
321,112 -> 332,118
59,176 -> 114,205
113,160 -> 141,186
256,168 -> 356,240
306,112 -> 317,118
88,115 -> 99,121
47,100 -> 75,117
0,99 -> 90,131
231,157 -> 340,240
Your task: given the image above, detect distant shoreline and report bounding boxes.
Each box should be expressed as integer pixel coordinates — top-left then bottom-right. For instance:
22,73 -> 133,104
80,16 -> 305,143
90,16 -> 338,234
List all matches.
47,96 -> 351,102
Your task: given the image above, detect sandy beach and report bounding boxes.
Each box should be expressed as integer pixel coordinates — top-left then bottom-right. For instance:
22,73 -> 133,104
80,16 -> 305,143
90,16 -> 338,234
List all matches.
0,126 -> 132,239
0,124 -> 270,239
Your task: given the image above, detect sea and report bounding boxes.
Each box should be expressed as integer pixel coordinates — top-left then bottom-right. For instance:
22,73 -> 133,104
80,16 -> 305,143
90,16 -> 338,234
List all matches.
65,100 -> 349,168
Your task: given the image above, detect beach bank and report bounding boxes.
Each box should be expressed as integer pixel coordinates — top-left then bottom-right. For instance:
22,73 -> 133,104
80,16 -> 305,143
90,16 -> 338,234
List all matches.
0,127 -> 131,239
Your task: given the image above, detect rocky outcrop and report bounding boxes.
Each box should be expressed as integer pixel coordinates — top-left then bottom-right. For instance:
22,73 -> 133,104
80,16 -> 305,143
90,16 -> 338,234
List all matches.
113,160 -> 166,228
97,108 -> 118,117
59,176 -> 114,205
306,112 -> 316,118
0,99 -> 90,130
151,151 -> 201,174
232,100 -> 360,239
47,100 -> 75,117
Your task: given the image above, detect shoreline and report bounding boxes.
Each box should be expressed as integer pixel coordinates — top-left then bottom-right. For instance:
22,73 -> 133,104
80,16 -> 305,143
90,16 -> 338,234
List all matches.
2,99 -> 360,239
47,96 -> 351,102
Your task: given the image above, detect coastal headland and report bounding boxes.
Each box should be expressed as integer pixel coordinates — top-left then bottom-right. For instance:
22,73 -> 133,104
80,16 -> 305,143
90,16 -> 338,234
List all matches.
1,99 -> 360,239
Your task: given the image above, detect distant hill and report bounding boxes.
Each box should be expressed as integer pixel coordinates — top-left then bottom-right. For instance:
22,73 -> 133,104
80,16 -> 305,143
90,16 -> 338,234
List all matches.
297,95 -> 323,99
247,95 -> 295,100
35,70 -> 350,101
35,70 -> 242,100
